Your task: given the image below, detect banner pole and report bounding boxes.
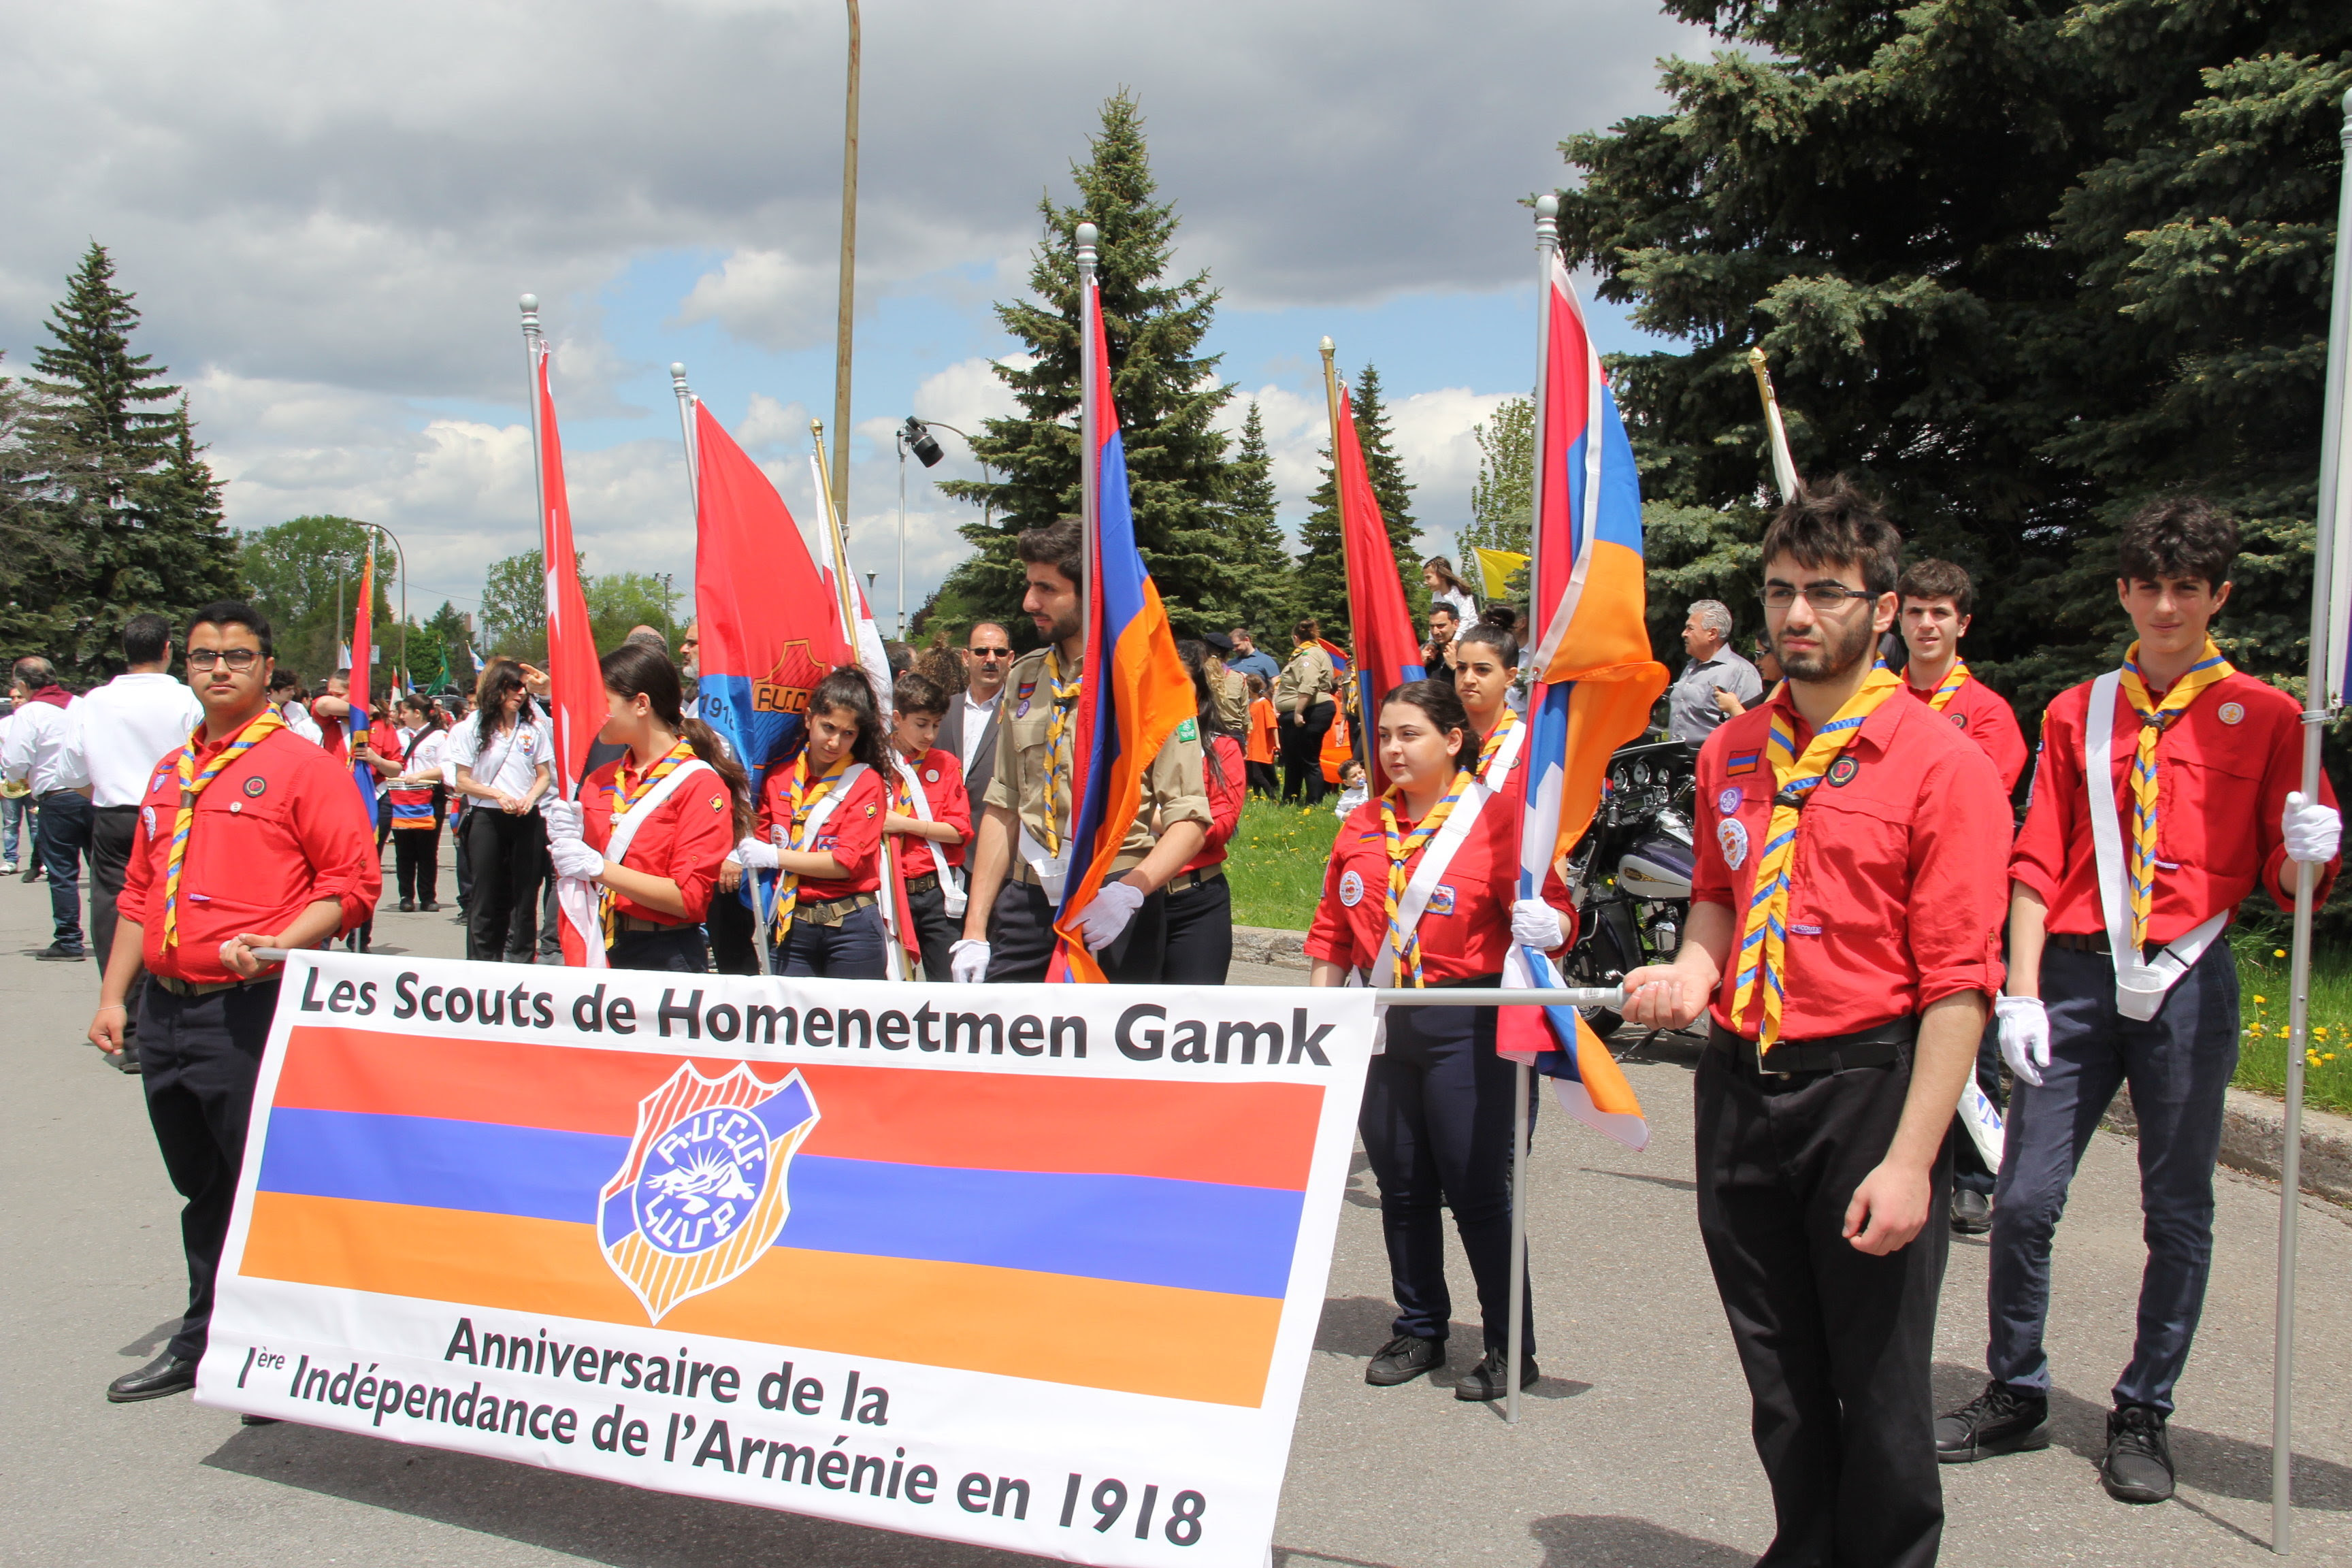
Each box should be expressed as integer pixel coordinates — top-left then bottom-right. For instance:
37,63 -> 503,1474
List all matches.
670,363 -> 700,517
2273,85 -> 2352,1558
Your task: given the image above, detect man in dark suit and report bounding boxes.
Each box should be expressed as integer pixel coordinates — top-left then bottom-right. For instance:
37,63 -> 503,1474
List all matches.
940,621 -> 1012,809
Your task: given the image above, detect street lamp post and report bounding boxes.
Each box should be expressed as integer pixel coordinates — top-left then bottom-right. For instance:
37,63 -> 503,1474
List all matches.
360,521 -> 408,691
896,416 -> 991,643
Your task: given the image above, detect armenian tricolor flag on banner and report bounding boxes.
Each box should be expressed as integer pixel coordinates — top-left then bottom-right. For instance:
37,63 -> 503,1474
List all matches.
1048,227 -> 1195,983
1497,246 -> 1670,1152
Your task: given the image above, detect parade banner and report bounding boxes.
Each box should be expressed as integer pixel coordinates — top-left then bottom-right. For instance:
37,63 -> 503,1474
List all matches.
197,951 -> 1375,1568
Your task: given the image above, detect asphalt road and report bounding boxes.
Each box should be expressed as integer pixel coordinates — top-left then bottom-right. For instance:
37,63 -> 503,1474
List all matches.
5,841 -> 2349,1567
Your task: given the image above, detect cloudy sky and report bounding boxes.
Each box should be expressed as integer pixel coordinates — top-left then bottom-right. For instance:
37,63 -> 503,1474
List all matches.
1,0 -> 1697,638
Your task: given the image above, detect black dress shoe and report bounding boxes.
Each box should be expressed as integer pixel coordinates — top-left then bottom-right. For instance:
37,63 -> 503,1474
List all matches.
1936,1378 -> 2049,1462
2101,1404 -> 2174,1503
1365,1333 -> 1443,1386
110,1042 -> 142,1075
1950,1188 -> 1993,1235
37,942 -> 87,962
1454,1347 -> 1539,1401
239,1414 -> 280,1426
398,897 -> 416,913
421,899 -> 439,912
108,1352 -> 199,1403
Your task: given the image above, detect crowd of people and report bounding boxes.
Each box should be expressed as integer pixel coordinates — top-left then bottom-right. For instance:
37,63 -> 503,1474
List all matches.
12,491 -> 2343,1565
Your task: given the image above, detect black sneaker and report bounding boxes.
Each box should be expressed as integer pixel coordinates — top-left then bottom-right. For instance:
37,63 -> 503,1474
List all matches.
1365,1333 -> 1443,1387
36,942 -> 86,962
398,898 -> 415,913
1454,1347 -> 1539,1401
421,900 -> 439,912
2101,1404 -> 2174,1503
1936,1379 -> 2049,1463
1950,1188 -> 1992,1235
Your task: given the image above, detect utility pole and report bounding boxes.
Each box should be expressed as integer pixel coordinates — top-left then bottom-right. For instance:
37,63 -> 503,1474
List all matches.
830,0 -> 862,527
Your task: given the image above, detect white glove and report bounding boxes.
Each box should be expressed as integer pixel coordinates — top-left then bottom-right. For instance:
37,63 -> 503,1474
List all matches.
1075,881 -> 1146,953
1995,995 -> 2050,1088
540,798 -> 583,840
949,938 -> 990,983
1511,896 -> 1568,951
734,834 -> 780,871
2283,791 -> 2341,866
547,836 -> 605,881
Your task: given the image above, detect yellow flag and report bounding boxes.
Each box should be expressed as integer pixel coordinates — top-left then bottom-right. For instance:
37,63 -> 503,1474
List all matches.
1473,546 -> 1529,600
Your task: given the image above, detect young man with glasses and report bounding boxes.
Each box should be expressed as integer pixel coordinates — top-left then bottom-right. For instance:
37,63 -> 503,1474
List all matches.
86,602 -> 379,1408
943,621 -> 1014,809
1618,479 -> 2010,1568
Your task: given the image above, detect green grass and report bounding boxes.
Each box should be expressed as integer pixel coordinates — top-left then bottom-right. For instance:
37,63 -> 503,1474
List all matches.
2229,928 -> 2352,1116
1223,797 -> 1343,929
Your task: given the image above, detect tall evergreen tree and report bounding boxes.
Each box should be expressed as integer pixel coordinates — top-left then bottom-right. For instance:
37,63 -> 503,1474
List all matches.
1220,401 -> 1298,638
930,92 -> 1237,640
10,243 -> 241,675
1294,363 -> 1421,640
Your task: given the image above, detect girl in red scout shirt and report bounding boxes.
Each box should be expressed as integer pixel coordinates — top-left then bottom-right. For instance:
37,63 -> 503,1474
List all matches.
1939,500 -> 2342,1505
883,671 -> 970,981
735,667 -> 891,979
1451,621 -> 1527,787
540,644 -> 750,973
1308,680 -> 1573,1405
1163,640 -> 1246,983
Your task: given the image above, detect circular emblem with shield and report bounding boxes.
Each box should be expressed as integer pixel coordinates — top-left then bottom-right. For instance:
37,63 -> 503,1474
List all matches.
1339,868 -> 1364,906
600,1064 -> 820,1323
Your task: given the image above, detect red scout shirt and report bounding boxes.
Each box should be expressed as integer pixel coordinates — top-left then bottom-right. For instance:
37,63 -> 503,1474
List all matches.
757,761 -> 886,900
1691,687 -> 2010,1040
1181,735 -> 1247,877
578,755 -> 737,926
1305,771 -> 1571,983
1903,671 -> 2029,796
2010,671 -> 2339,945
889,745 -> 971,881
120,722 -> 382,985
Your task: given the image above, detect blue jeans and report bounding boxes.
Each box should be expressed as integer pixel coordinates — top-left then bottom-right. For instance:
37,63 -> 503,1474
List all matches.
35,789 -> 92,950
1987,941 -> 2238,1414
1,792 -> 24,864
776,902 -> 888,979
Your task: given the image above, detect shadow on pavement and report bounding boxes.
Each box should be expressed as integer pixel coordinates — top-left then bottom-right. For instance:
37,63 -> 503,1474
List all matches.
1577,1167 -> 1698,1194
117,1318 -> 182,1359
203,1422 -> 1038,1567
1529,1512 -> 1749,1566
1931,1361 -> 2352,1511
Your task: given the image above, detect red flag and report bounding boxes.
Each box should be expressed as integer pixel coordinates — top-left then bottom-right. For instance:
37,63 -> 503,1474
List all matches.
533,339 -> 603,799
1333,387 -> 1427,794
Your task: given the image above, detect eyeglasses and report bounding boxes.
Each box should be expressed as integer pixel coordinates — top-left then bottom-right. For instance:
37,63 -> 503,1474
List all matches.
1762,584 -> 1878,612
186,649 -> 262,670
970,647 -> 1013,660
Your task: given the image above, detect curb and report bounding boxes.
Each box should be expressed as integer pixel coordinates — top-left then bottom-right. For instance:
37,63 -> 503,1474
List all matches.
1233,925 -> 1310,972
2105,1085 -> 2352,1209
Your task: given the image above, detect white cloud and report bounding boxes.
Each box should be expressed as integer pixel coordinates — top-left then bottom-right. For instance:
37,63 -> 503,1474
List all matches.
675,249 -> 834,354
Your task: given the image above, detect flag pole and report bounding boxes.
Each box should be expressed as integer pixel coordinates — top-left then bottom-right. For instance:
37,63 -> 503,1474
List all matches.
1318,337 -> 1366,747
520,295 -> 549,581
1076,221 -> 1101,670
1505,197 -> 1563,1429
1746,348 -> 1801,504
810,419 -> 862,642
2272,84 -> 2352,1558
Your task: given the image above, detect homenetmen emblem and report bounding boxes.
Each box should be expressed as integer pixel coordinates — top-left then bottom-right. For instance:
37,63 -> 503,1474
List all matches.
598,1063 -> 819,1323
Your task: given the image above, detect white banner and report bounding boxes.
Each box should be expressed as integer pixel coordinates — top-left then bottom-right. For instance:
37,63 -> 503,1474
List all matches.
200,952 -> 1375,1568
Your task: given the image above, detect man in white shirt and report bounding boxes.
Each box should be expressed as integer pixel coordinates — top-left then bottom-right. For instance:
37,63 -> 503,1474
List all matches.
941,621 -> 1013,808
3,656 -> 92,959
69,615 -> 206,1056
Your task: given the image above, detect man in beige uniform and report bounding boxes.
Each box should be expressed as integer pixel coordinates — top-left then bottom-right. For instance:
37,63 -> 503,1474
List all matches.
1274,619 -> 1339,805
951,519 -> 1210,985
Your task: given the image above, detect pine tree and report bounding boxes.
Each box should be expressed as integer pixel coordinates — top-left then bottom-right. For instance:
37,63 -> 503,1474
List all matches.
1220,402 -> 1298,639
10,243 -> 242,676
1294,363 -> 1420,640
930,92 -> 1236,640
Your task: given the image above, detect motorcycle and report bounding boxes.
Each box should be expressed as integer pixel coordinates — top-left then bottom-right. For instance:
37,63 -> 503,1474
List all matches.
1558,735 -> 1697,1041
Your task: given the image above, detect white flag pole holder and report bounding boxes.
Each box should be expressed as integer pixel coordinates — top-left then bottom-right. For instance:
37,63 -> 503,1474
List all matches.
2272,85 -> 2352,1560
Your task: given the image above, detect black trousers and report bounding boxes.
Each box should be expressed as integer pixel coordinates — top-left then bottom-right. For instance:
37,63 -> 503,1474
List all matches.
453,808 -> 473,913
392,826 -> 440,904
1280,702 -> 1335,805
89,804 -> 147,1023
1245,760 -> 1279,798
464,808 -> 545,961
608,926 -> 710,973
705,883 -> 760,975
36,788 -> 91,949
138,978 -> 280,1362
1161,872 -> 1232,984
1695,1041 -> 1949,1568
904,874 -> 960,981
985,879 -> 1166,983
1358,1000 -> 1533,1353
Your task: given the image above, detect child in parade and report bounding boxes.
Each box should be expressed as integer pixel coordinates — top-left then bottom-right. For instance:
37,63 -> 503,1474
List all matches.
1307,679 -> 1574,1403
1331,759 -> 1368,818
1162,640 -> 1246,984
385,695 -> 448,911
540,643 -> 750,973
883,671 -> 971,981
736,667 -> 892,979
1244,674 -> 1280,798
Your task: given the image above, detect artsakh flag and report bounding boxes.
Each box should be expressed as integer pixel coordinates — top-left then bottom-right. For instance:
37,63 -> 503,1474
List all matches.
1331,385 -> 1425,793
533,338 -> 604,800
346,549 -> 379,827
1049,240 -> 1196,983
1497,251 -> 1671,1152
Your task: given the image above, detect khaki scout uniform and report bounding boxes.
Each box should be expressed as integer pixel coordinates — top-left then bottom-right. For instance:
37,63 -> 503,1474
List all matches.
1209,662 -> 1250,738
1274,641 -> 1337,716
979,646 -> 1210,982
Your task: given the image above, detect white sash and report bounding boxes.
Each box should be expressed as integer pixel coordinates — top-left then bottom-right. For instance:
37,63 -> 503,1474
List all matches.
1017,823 -> 1069,904
564,755 -> 717,971
785,761 -> 869,853
894,755 -> 967,917
2084,672 -> 2228,1020
1372,774 -> 1504,988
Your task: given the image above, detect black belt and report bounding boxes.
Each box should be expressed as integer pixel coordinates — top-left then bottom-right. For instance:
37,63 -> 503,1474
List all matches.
1166,866 -> 1224,894
1709,1015 -> 1915,1077
2050,931 -> 2112,953
150,972 -> 265,999
906,871 -> 939,896
94,803 -> 141,815
613,913 -> 683,934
